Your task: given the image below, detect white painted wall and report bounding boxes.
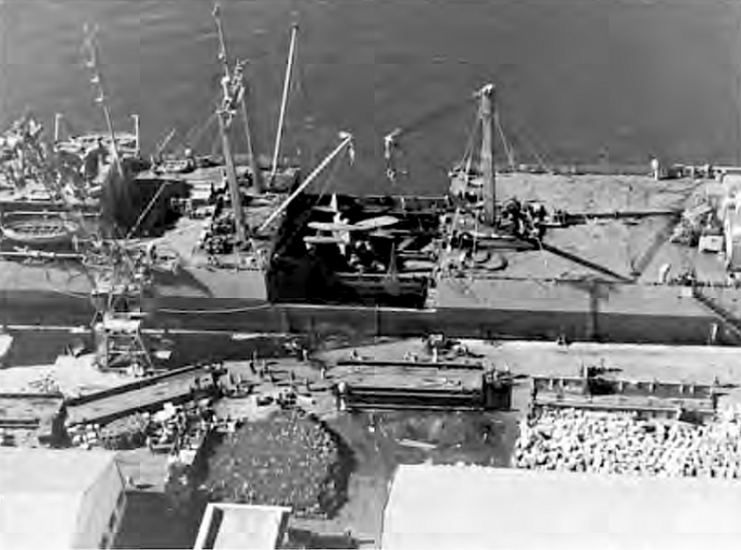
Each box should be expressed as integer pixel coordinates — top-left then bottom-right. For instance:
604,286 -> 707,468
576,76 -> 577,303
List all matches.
72,460 -> 126,549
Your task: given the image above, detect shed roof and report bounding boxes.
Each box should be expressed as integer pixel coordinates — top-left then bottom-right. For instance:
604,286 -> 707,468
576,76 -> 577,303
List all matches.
382,464 -> 741,550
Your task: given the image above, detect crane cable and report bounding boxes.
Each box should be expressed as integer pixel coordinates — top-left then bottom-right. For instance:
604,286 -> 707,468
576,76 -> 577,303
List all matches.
495,113 -> 516,171
125,178 -> 172,239
507,117 -> 551,172
456,112 -> 480,175
179,110 -> 219,154
269,142 -> 347,260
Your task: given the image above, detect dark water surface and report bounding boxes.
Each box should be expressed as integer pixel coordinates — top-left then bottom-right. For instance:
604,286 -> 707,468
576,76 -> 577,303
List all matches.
3,0 -> 741,195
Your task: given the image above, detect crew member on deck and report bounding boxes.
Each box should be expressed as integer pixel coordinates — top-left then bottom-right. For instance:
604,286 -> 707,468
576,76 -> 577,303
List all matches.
650,156 -> 661,181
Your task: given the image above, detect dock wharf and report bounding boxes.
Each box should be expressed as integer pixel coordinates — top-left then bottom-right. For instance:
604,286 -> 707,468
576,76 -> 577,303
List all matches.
331,361 -> 510,412
529,371 -> 718,422
0,392 -> 65,446
533,394 -> 716,422
64,363 -> 221,427
336,359 -> 483,370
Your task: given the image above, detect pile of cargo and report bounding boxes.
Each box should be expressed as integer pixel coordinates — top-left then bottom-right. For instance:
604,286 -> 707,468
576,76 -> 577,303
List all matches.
514,407 -> 741,479
97,413 -> 149,450
202,411 -> 346,517
669,198 -> 717,247
68,399 -> 217,454
201,214 -> 236,255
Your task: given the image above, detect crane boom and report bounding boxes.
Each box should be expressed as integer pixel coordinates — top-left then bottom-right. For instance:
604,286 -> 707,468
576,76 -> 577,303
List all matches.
259,132 -> 353,232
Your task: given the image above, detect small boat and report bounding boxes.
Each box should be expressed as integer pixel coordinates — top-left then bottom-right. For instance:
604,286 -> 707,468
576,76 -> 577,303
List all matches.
155,158 -> 194,174
1,215 -> 79,245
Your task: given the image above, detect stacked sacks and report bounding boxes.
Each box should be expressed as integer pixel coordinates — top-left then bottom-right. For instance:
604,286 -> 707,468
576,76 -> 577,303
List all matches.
514,406 -> 741,479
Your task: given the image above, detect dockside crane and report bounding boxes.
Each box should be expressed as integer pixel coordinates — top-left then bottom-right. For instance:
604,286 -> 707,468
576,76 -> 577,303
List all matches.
77,28 -> 154,371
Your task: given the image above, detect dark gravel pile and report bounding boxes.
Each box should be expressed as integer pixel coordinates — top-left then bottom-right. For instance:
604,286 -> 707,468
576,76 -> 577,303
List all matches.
202,412 -> 349,518
97,414 -> 149,450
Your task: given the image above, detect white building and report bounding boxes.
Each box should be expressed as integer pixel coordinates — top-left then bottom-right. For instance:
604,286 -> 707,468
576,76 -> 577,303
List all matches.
0,448 -> 127,549
382,464 -> 741,550
193,503 -> 291,550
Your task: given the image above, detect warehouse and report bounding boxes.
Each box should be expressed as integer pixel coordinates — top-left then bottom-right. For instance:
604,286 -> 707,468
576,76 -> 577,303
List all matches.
0,448 -> 127,549
382,464 -> 741,549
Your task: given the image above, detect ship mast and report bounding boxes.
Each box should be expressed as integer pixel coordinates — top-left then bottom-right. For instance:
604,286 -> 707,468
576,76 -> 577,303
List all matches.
213,3 -> 263,195
213,4 -> 249,244
270,23 -> 298,183
82,24 -> 123,178
478,84 -> 496,226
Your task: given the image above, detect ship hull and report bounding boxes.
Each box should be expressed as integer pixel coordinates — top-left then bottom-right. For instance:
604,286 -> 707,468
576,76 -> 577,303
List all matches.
1,271 -> 739,346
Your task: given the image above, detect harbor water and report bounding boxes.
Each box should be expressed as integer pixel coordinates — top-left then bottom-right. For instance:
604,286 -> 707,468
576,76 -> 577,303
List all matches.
3,0 -> 741,197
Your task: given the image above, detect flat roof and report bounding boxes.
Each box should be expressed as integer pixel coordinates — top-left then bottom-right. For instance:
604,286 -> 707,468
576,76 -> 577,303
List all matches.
0,447 -> 117,494
382,464 -> 741,550
0,448 -> 121,549
193,503 -> 291,550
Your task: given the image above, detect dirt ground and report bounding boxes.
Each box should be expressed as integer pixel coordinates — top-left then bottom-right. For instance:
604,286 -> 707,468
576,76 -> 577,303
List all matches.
285,409 -> 518,548
12,332 -> 741,548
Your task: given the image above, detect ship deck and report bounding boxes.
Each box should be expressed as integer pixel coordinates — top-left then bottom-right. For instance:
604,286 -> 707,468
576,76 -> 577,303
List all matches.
438,172 -> 727,286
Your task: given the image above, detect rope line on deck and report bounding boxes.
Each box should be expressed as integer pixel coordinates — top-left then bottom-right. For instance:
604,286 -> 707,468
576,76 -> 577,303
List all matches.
157,303 -> 272,315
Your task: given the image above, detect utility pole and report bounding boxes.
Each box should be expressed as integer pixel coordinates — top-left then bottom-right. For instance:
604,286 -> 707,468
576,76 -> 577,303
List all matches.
479,84 -> 496,226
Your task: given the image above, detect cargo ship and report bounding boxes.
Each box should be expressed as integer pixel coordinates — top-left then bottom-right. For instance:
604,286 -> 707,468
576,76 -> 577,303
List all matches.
4,11 -> 741,347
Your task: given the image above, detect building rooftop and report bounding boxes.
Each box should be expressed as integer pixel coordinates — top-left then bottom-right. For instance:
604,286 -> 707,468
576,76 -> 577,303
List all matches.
0,448 -> 120,549
193,503 -> 291,550
0,447 -> 116,493
382,464 -> 741,550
